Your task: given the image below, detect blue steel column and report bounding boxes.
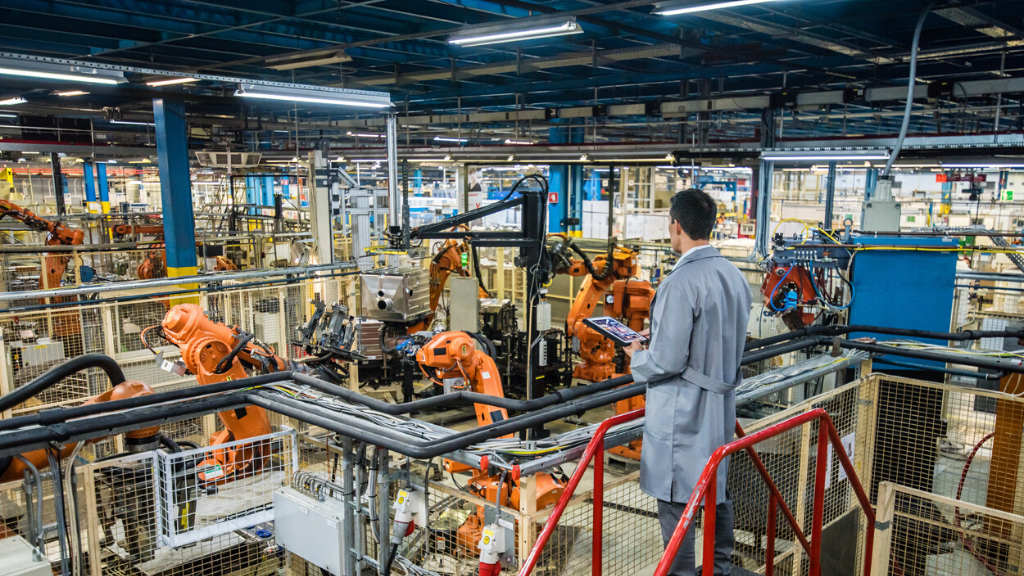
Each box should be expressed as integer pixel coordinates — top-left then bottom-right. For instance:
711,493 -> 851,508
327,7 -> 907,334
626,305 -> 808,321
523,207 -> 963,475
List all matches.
865,168 -> 879,200
83,161 -> 98,213
263,175 -> 275,207
96,162 -> 110,213
153,98 -> 198,289
547,120 -> 584,234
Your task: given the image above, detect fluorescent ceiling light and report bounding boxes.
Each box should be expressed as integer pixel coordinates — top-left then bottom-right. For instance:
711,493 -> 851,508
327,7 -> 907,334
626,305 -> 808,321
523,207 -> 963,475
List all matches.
434,136 -> 468,143
942,163 -> 1024,169
0,113 -> 17,118
111,119 -> 155,126
655,0 -> 782,16
505,139 -> 534,145
0,98 -> 27,105
128,159 -> 152,164
266,49 -> 351,71
22,151 -> 39,155
235,83 -> 392,109
449,16 -> 583,47
146,77 -> 198,87
0,57 -> 125,84
108,160 -> 117,164
347,132 -> 384,138
762,150 -> 890,162
56,90 -> 89,96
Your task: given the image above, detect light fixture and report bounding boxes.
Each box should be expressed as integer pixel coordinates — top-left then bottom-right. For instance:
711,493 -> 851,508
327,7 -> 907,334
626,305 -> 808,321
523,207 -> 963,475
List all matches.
0,98 -> 27,105
580,154 -> 590,162
665,153 -> 677,162
22,151 -> 39,155
333,156 -> 346,162
654,0 -> 782,16
266,49 -> 352,71
444,155 -> 453,162
235,83 -> 392,108
146,77 -> 198,87
507,155 -> 515,162
0,112 -> 16,118
434,136 -> 468,143
449,15 -> 584,47
347,132 -> 385,138
56,90 -> 89,97
761,150 -> 890,162
941,163 -> 1024,169
505,139 -> 534,145
128,159 -> 152,164
111,119 -> 155,127
108,159 -> 117,164
0,56 -> 125,84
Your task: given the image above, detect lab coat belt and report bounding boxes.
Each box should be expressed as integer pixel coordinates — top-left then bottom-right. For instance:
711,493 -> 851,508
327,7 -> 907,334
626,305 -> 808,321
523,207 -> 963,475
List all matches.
681,367 -> 736,394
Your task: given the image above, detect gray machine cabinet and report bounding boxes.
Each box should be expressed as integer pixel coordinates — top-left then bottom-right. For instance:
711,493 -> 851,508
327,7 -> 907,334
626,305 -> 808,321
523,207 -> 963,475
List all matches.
273,487 -> 348,575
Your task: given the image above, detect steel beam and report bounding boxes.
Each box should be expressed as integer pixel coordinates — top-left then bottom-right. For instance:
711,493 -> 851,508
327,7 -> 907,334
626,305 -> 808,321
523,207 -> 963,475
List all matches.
154,98 -> 198,282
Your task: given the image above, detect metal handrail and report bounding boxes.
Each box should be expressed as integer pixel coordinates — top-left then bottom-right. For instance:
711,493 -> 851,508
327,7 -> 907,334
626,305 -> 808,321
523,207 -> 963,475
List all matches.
519,407 -> 876,576
654,407 -> 875,576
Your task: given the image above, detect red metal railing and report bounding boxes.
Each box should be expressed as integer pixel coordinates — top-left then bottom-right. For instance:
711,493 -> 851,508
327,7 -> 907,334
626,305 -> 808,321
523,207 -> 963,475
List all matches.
518,407 -> 876,576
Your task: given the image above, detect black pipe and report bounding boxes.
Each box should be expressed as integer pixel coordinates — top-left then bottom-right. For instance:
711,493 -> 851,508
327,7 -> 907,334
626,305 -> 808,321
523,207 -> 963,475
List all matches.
0,354 -> 126,413
157,434 -> 182,453
741,336 -> 829,364
840,340 -> 1024,375
0,372 -> 292,433
289,372 -> 634,415
872,358 -> 1004,380
245,382 -> 650,459
745,324 -> 1024,351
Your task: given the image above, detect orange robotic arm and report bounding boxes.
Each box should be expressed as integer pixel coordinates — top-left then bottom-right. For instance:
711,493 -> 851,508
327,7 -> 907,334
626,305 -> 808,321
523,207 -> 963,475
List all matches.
160,304 -> 288,481
113,223 -> 164,238
429,239 -> 489,313
415,331 -> 508,431
760,265 -> 818,330
0,381 -> 159,483
0,198 -> 86,336
415,331 -> 565,556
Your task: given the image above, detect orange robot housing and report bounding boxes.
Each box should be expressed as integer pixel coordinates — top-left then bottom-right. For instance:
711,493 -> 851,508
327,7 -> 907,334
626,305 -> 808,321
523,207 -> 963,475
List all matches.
0,380 -> 158,484
416,331 -> 564,556
161,304 -> 287,482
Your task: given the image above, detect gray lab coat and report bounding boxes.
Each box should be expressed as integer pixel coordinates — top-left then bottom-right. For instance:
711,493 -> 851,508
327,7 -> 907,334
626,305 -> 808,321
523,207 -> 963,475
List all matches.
630,246 -> 752,504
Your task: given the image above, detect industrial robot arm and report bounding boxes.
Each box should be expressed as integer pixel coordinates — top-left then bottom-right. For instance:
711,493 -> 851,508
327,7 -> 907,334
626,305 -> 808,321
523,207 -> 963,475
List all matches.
0,381 -> 160,483
0,198 -> 85,287
158,304 -> 289,481
429,238 -> 490,315
415,331 -> 508,430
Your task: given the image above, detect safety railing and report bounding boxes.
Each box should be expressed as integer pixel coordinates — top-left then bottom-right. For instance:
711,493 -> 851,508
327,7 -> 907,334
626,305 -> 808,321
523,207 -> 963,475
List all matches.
519,407 -> 876,576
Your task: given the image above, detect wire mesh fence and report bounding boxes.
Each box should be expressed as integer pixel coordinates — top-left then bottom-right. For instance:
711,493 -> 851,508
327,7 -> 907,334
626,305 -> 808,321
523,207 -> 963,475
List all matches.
0,275 -> 357,417
870,373 -> 1024,576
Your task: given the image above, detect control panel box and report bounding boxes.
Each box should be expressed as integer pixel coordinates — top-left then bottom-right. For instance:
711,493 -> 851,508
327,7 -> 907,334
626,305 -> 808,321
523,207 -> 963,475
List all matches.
273,487 -> 347,576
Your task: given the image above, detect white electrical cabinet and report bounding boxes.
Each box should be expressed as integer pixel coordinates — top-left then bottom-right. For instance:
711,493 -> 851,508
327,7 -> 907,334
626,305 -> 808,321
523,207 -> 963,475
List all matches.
0,536 -> 51,576
273,487 -> 348,575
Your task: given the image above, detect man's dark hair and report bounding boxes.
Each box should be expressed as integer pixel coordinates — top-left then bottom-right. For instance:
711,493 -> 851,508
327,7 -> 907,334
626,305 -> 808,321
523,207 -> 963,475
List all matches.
669,188 -> 717,241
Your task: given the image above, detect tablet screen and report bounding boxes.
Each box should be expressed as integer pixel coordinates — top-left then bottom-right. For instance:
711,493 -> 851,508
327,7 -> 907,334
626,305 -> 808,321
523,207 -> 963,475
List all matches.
584,316 -> 647,345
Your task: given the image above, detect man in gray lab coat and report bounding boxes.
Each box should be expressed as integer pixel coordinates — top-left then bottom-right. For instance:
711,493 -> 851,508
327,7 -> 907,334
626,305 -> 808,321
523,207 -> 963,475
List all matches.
625,188 -> 751,576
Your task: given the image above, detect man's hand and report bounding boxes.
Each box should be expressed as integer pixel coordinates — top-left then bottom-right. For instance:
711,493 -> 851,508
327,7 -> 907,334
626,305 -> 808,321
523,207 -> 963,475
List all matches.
624,340 -> 645,358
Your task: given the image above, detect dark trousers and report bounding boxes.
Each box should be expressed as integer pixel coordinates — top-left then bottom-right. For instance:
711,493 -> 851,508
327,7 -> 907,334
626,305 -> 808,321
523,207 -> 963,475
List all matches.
657,499 -> 734,576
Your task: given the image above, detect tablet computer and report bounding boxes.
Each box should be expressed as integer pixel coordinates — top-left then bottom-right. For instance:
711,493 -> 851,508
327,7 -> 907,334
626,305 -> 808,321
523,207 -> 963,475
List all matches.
582,316 -> 648,347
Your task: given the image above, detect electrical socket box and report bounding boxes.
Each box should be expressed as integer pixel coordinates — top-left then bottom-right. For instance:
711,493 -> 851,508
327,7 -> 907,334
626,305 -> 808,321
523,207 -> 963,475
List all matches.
861,201 -> 901,233
273,487 -> 347,576
448,277 -> 480,332
0,536 -> 50,576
